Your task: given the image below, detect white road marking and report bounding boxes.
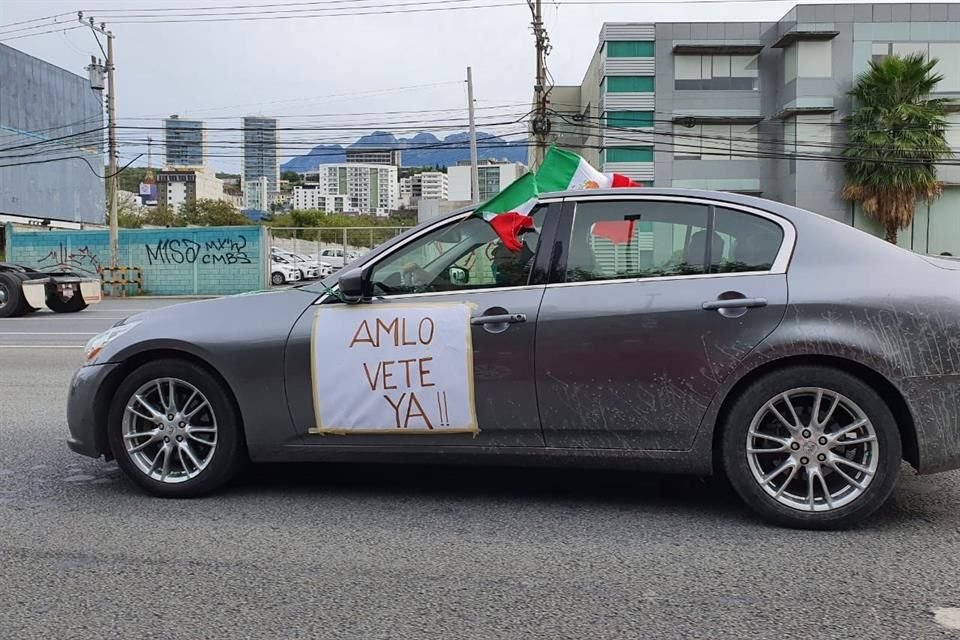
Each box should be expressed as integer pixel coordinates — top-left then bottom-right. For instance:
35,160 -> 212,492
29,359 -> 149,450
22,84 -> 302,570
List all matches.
0,332 -> 97,335
0,345 -> 84,349
934,608 -> 960,630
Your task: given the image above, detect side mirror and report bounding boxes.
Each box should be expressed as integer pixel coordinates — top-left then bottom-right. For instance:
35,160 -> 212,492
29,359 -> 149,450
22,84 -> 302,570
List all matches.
447,265 -> 469,285
337,267 -> 367,304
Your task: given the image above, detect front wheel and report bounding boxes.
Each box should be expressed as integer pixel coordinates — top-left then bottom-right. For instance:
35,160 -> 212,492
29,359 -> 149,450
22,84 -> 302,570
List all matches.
721,366 -> 901,529
107,359 -> 244,497
271,271 -> 286,286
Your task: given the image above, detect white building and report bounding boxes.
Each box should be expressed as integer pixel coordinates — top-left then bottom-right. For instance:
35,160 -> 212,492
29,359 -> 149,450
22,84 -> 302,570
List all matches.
315,163 -> 399,216
156,167 -> 225,211
244,176 -> 270,212
448,161 -> 528,202
400,171 -> 448,207
291,185 -> 350,213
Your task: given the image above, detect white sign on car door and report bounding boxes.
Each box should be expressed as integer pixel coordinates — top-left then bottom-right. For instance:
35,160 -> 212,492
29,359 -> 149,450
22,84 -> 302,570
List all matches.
310,303 -> 478,434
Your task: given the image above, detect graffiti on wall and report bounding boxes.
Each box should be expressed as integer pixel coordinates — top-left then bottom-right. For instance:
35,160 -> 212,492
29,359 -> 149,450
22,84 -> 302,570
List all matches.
37,243 -> 102,275
145,234 -> 252,266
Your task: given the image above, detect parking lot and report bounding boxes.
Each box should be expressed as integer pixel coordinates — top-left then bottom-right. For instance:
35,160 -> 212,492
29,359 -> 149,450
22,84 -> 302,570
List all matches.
3,298 -> 960,638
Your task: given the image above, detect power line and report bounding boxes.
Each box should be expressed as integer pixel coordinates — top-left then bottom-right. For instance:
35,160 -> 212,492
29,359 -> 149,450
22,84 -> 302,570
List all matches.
0,24 -> 84,42
0,11 -> 74,29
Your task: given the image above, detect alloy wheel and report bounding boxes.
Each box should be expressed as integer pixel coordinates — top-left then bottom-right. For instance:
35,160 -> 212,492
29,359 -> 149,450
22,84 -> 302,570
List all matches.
746,387 -> 879,512
122,377 -> 218,484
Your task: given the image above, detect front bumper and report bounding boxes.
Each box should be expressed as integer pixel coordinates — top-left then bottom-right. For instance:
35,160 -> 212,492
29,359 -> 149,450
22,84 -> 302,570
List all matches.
66,362 -> 120,458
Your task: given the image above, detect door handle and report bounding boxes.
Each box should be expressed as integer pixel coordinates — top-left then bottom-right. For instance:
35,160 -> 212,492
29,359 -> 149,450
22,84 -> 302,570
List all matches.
702,297 -> 768,311
471,313 -> 527,325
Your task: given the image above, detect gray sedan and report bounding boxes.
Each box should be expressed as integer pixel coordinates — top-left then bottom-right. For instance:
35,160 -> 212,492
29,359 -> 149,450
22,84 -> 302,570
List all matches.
67,188 -> 960,529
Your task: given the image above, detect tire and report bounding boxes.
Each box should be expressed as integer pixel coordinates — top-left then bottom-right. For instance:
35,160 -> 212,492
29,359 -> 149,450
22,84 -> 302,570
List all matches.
46,291 -> 88,313
721,365 -> 901,530
271,271 -> 286,285
0,274 -> 26,318
107,358 -> 245,498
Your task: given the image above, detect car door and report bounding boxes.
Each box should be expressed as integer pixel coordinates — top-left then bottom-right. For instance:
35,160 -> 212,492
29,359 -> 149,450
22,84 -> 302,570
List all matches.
536,195 -> 792,450
283,204 -> 560,447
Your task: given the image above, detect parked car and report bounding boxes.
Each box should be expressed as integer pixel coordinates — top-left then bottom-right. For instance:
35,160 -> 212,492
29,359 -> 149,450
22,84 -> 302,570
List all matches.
270,259 -> 301,286
319,247 -> 361,270
271,248 -> 332,279
66,188 -> 960,529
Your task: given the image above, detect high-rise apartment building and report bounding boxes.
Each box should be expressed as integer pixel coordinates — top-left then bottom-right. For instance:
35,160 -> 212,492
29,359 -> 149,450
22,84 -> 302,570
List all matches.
242,116 -> 279,211
316,164 -> 399,216
164,115 -> 205,167
345,147 -> 402,167
400,171 -> 449,206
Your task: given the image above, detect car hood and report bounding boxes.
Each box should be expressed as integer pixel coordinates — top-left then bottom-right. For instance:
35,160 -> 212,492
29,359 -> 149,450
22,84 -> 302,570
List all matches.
97,288 -> 319,364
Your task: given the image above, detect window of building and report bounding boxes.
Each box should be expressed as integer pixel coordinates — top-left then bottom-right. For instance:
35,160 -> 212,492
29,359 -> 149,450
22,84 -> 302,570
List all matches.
607,41 -> 656,58
605,111 -> 655,128
784,41 -> 832,83
870,42 -> 960,92
604,147 -> 654,163
673,124 -> 759,160
604,76 -> 655,93
783,115 -> 832,174
675,54 -> 758,90
565,200 -> 710,282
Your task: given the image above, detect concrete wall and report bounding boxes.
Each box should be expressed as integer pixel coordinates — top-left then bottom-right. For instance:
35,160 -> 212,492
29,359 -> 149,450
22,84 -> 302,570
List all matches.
7,224 -> 269,295
0,44 -> 105,224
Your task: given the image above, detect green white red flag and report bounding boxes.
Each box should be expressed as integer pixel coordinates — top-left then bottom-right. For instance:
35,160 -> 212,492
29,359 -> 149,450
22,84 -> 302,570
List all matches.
536,146 -> 641,192
472,171 -> 539,252
473,146 -> 642,251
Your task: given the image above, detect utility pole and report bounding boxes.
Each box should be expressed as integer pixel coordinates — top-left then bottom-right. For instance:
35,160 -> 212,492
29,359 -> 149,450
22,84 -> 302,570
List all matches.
528,0 -> 550,169
79,12 -> 119,267
466,66 -> 480,204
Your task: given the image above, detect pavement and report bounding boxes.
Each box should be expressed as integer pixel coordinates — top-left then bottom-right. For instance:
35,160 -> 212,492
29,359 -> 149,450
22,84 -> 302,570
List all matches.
3,299 -> 960,638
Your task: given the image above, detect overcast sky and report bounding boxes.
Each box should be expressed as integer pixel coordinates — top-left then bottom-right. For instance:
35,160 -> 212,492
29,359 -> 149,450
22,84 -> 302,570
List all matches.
2,0 -> 920,171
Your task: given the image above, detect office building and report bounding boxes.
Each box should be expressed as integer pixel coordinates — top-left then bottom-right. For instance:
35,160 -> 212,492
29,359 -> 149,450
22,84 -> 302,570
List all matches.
157,167 -> 225,211
164,115 -> 205,167
539,3 -> 960,252
0,44 -> 104,224
316,163 -> 399,216
448,160 -> 528,202
242,116 -> 280,210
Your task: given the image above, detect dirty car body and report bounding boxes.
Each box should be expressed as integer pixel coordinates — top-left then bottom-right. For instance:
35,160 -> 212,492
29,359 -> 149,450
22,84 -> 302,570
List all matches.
66,189 -> 960,528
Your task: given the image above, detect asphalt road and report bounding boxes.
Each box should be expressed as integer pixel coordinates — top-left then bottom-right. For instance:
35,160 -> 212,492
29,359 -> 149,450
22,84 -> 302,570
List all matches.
2,299 -> 960,639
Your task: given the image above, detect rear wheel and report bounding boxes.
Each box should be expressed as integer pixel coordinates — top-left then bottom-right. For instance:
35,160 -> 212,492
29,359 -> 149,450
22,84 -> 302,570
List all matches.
0,274 -> 26,318
721,366 -> 901,529
108,359 -> 244,498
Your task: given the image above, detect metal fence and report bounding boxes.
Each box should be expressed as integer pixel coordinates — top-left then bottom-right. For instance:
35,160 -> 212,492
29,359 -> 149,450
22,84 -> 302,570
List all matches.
268,226 -> 413,268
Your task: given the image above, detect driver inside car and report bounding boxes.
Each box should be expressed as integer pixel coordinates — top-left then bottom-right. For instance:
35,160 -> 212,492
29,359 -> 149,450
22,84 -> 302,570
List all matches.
400,226 -> 540,292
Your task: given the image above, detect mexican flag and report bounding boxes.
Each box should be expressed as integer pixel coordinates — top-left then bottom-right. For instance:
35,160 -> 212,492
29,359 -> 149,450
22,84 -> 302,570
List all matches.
472,171 -> 539,252
536,146 -> 641,193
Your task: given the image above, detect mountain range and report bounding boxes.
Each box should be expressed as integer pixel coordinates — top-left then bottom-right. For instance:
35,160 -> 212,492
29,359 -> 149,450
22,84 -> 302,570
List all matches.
280,131 -> 527,172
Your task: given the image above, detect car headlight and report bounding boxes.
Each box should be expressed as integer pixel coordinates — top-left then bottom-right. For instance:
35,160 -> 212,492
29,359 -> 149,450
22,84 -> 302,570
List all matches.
84,321 -> 140,364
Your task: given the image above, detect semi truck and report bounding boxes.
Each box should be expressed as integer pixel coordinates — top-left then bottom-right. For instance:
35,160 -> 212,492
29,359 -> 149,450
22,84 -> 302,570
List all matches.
0,263 -> 102,318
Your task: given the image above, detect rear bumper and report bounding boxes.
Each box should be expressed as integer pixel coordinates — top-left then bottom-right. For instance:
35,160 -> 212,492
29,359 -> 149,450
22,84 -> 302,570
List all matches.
66,363 -> 119,458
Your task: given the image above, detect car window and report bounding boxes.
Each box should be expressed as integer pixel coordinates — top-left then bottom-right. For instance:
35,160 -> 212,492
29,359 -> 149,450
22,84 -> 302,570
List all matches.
712,207 -> 784,273
565,200 -> 710,282
368,208 -> 546,296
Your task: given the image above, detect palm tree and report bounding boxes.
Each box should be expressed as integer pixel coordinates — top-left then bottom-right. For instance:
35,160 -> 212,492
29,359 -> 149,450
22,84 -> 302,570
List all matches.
842,53 -> 953,244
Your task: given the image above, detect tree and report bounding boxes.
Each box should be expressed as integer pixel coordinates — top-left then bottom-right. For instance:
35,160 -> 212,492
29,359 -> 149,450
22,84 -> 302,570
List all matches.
281,171 -> 302,184
141,205 -> 182,227
842,53 -> 953,244
179,199 -> 251,226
